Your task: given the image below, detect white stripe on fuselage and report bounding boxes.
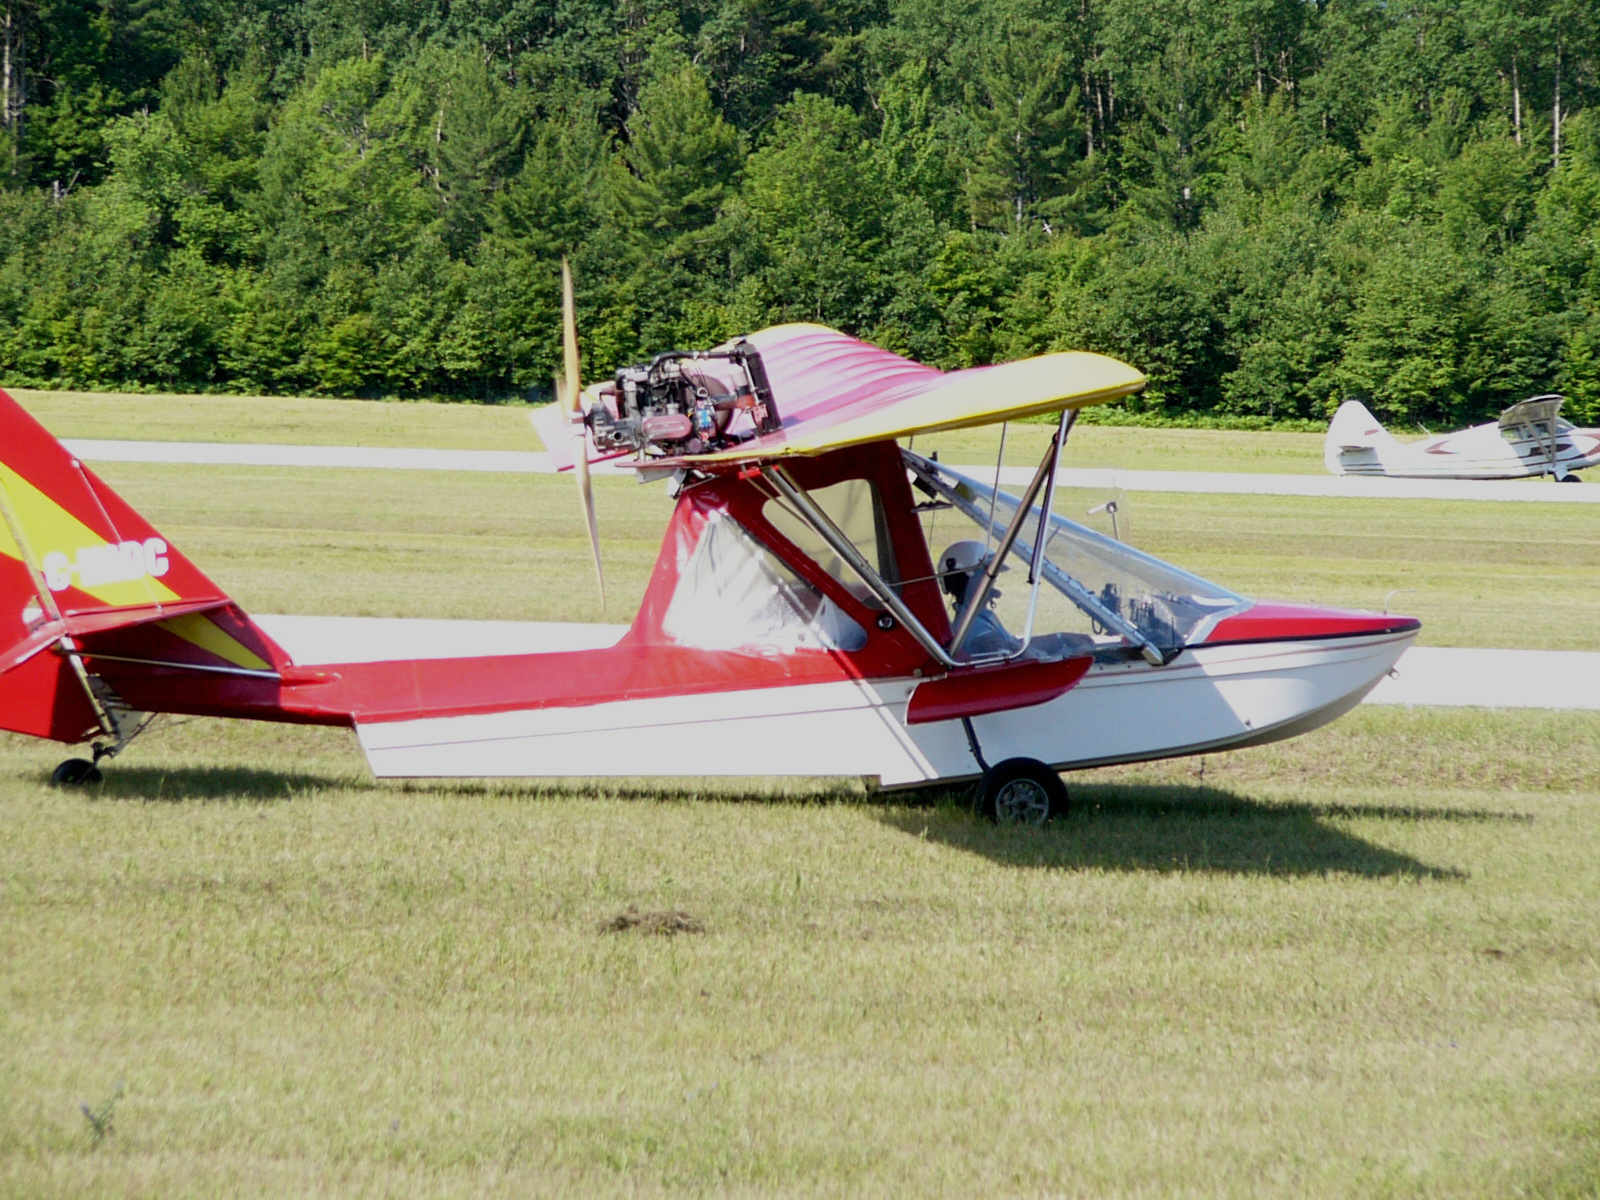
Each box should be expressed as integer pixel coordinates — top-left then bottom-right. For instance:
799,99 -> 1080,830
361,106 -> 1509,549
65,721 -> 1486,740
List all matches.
356,675 -> 940,783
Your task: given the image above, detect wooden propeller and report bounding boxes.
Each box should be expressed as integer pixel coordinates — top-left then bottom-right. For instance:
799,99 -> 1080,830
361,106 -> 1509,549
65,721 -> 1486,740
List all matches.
558,257 -> 604,609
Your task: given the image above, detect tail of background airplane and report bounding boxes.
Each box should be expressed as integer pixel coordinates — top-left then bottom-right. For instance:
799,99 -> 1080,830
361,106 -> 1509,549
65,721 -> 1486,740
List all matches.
0,387 -> 293,744
1323,399 -> 1399,475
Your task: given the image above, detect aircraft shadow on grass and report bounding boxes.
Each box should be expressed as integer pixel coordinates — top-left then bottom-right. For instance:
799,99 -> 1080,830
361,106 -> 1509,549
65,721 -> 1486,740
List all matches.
879,782 -> 1493,880
69,771 -> 1483,879
73,768 -> 870,806
79,764 -> 357,803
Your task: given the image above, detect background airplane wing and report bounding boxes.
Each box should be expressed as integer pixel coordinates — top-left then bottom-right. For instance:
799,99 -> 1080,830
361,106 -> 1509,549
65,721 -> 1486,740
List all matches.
1498,395 -> 1565,431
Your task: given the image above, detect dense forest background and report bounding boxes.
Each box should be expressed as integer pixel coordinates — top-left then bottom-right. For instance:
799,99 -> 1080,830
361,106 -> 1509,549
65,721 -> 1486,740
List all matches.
2,0 -> 1599,426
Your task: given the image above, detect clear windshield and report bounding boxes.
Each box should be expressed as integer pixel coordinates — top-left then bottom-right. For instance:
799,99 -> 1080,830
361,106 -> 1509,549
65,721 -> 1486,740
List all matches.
763,478 -> 898,609
661,509 -> 868,654
906,451 -> 1251,657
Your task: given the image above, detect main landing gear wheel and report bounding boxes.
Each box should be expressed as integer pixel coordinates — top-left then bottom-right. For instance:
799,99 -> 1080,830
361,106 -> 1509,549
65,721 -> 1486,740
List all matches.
51,758 -> 103,786
1560,472 -> 1583,482
977,757 -> 1069,826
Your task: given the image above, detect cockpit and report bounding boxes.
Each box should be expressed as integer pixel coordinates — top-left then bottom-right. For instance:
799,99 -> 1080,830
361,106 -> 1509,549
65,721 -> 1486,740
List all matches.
643,437 -> 1253,675
904,451 -> 1250,663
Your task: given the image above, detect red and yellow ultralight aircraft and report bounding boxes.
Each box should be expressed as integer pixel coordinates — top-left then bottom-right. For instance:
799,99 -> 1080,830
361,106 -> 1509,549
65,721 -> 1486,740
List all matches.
0,276 -> 1419,823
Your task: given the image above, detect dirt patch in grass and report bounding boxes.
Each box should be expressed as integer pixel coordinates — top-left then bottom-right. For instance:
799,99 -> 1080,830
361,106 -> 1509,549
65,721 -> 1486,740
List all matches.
599,907 -> 706,936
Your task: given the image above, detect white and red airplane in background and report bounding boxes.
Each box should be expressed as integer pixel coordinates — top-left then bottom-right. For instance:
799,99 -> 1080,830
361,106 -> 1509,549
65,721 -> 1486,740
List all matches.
0,272 -> 1420,823
1325,395 -> 1600,481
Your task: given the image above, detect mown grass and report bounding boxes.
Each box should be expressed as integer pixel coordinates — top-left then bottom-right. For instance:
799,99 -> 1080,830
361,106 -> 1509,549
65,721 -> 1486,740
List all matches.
24,386 -> 1596,644
2,710 -> 1598,1199
12,387 -> 538,450
1124,490 -> 1600,651
924,421 -> 1331,474
82,463 -> 671,624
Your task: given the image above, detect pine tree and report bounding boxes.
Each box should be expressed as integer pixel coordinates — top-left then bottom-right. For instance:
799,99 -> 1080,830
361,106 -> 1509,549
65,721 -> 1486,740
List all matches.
611,65 -> 743,244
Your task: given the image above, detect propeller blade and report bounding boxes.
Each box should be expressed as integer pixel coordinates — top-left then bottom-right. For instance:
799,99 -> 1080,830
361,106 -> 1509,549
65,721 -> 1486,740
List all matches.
561,258 -> 582,416
559,258 -> 604,609
565,386 -> 605,611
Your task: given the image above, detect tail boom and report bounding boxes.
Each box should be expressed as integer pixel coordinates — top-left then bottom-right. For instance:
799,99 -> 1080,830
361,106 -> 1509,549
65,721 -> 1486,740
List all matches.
0,388 -> 353,744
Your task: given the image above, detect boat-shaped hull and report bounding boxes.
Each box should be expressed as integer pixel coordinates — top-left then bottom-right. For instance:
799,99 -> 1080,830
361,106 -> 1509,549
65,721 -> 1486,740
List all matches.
355,627 -> 1417,786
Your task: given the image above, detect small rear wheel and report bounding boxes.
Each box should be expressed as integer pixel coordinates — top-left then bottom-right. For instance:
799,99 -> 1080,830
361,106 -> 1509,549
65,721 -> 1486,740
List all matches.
977,757 -> 1068,826
51,758 -> 103,786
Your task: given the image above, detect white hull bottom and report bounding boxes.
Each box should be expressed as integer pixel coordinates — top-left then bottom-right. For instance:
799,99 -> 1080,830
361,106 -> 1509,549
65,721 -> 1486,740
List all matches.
355,631 -> 1416,786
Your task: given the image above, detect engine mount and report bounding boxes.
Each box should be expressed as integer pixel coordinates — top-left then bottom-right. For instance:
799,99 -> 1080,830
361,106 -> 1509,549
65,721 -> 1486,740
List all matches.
585,340 -> 780,458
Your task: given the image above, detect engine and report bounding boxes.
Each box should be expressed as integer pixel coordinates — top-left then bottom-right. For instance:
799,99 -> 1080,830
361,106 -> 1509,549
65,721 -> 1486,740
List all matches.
585,340 -> 781,458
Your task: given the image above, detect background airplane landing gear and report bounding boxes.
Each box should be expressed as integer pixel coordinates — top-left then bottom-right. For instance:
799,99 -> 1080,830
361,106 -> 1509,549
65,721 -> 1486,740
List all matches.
51,758 -> 103,786
977,757 -> 1069,825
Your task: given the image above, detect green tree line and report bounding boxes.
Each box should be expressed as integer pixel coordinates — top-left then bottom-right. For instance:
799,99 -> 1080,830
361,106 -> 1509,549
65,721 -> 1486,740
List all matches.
2,0 -> 1599,427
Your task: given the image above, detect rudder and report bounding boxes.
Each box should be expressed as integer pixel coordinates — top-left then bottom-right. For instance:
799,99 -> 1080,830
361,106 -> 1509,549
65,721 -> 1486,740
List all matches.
1324,400 -> 1397,475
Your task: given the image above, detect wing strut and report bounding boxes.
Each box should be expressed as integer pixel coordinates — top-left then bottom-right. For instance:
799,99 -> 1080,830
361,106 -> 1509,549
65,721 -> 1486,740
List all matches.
948,412 -> 1075,662
1017,407 -> 1074,655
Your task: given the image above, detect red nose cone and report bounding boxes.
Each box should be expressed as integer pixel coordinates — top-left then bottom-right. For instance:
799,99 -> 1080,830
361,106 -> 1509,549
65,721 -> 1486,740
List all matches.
1204,602 -> 1421,646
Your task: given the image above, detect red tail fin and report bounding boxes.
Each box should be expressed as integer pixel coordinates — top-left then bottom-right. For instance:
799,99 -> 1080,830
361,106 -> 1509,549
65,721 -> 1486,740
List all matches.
0,388 -> 289,741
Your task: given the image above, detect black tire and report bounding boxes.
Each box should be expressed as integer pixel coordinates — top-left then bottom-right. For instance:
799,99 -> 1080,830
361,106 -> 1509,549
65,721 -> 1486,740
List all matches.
1559,472 -> 1583,482
977,757 -> 1068,826
50,758 -> 103,786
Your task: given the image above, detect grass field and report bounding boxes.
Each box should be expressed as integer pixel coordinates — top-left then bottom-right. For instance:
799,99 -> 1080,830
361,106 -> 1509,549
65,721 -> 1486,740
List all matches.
19,384 -> 1597,647
12,387 -> 538,451
2,711 -> 1598,1198
3,391 -> 1599,1197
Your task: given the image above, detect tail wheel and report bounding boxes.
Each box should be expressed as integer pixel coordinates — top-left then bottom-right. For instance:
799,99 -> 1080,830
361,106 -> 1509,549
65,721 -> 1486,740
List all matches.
977,757 -> 1068,826
51,758 -> 103,786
